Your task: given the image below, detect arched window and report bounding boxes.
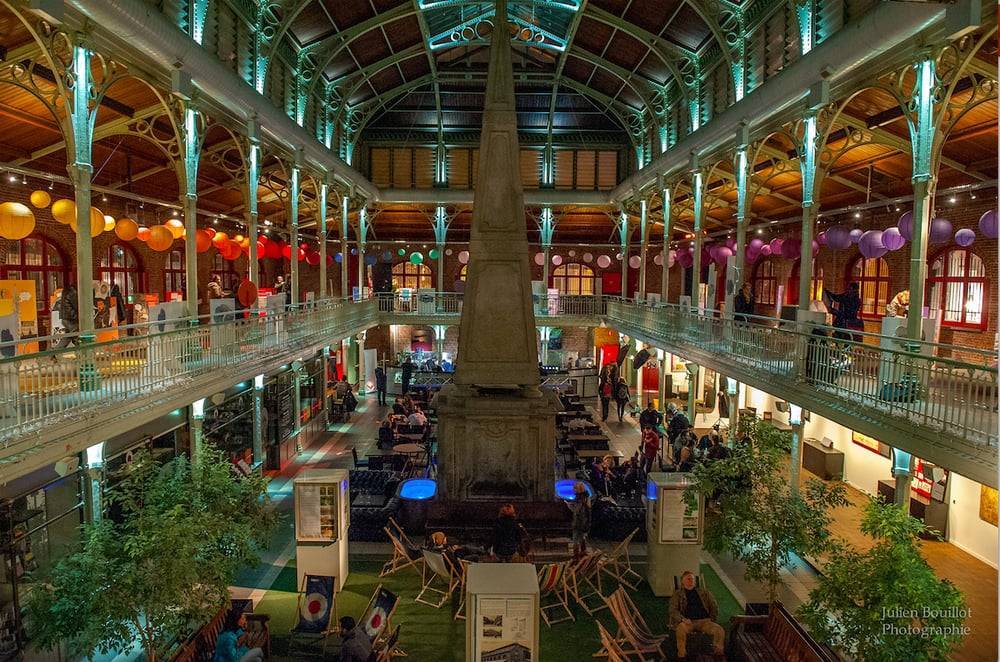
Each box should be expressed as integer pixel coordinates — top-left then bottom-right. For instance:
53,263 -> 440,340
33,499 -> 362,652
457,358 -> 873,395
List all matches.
211,253 -> 241,294
785,260 -> 824,306
850,256 -> 890,318
391,262 -> 431,290
98,242 -> 144,300
551,263 -> 595,295
0,234 -> 68,320
752,258 -> 777,306
926,248 -> 987,329
164,249 -> 185,296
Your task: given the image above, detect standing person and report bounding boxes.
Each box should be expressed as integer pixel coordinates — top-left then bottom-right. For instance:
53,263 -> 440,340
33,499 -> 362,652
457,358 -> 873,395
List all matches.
640,425 -> 660,476
207,274 -> 224,300
614,377 -> 630,422
666,405 -> 690,446
734,280 -> 755,323
53,284 -> 79,349
213,610 -> 264,662
337,616 -> 373,662
400,356 -> 414,395
639,400 -> 663,431
826,282 -> 863,342
374,364 -> 387,406
598,378 -> 613,422
566,482 -> 592,560
668,571 -> 726,660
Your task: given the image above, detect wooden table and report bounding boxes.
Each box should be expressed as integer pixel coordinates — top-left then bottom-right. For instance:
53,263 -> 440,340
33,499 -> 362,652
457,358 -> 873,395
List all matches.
577,448 -> 624,464
394,442 -> 426,455
567,434 -> 610,452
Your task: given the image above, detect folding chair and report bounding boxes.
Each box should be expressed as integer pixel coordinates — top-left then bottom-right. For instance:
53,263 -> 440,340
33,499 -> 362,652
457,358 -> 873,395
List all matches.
565,552 -> 607,615
599,527 -> 643,589
375,624 -> 403,661
596,587 -> 666,662
454,559 -> 471,621
380,518 -> 424,578
415,549 -> 458,608
361,584 -> 406,657
288,575 -> 338,656
536,561 -> 574,626
594,621 -> 630,662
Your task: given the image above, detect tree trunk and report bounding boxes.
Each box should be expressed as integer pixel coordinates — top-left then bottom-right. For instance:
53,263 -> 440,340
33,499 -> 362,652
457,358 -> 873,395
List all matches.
768,540 -> 779,605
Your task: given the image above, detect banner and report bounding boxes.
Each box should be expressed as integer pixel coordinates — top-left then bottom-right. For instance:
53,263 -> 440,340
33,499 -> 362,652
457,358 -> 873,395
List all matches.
295,574 -> 335,633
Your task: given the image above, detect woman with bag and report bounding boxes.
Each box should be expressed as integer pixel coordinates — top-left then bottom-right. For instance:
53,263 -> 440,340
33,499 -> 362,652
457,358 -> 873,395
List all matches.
614,377 -> 630,422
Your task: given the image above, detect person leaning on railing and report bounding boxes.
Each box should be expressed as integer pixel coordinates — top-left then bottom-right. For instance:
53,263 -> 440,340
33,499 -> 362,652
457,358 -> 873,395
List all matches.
734,281 -> 755,323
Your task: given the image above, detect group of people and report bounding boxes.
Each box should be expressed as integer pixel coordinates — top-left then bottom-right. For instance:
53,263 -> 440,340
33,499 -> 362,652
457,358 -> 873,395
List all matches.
376,395 -> 430,448
598,363 -> 631,422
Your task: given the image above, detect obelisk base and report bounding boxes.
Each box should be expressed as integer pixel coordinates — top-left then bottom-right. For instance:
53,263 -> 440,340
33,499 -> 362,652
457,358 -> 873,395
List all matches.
435,384 -> 559,502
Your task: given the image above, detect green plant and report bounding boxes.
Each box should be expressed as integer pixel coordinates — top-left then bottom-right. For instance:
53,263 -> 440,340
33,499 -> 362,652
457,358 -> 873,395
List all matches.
799,498 -> 967,661
25,447 -> 275,661
686,418 -> 847,603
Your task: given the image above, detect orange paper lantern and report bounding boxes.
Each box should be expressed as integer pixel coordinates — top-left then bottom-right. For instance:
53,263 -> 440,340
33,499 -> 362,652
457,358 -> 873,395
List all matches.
51,198 -> 75,224
115,218 -> 139,241
195,229 -> 213,253
70,207 -> 105,236
147,225 -> 174,251
103,215 -> 116,232
165,218 -> 185,239
137,226 -> 151,242
29,190 -> 51,208
0,202 -> 35,240
237,279 -> 258,307
211,231 -> 229,248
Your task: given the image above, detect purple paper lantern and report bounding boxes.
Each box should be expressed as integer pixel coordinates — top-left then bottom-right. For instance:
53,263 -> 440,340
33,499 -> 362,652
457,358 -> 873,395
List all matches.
725,238 -> 737,250
746,245 -> 760,263
825,225 -> 852,250
816,231 -> 827,246
812,240 -> 820,256
979,209 -> 997,239
713,246 -> 733,266
849,228 -> 863,244
768,238 -> 784,255
859,230 -> 887,259
760,244 -> 772,256
954,228 -> 976,247
898,211 -> 913,240
929,217 -> 952,244
881,226 -> 906,251
749,238 -> 764,250
781,239 -> 801,259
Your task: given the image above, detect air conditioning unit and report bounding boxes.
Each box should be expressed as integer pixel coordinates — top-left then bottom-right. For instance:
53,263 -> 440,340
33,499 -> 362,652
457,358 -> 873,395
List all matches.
55,456 -> 80,477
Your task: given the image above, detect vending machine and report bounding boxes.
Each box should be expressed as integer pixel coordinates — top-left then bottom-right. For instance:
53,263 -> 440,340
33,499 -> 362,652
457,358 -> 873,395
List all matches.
294,468 -> 350,592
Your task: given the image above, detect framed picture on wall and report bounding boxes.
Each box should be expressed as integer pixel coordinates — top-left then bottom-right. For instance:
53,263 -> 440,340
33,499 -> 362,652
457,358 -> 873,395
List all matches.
979,486 -> 998,526
852,431 -> 891,458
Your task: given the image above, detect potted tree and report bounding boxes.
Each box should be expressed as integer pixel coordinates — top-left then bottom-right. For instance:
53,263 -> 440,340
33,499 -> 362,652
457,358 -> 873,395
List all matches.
24,447 -> 275,661
799,497 -> 967,660
686,416 -> 847,609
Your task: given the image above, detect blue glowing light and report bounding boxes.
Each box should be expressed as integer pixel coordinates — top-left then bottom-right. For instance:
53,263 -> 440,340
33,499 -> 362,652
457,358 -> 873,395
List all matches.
555,479 -> 594,500
646,479 -> 657,501
400,478 -> 437,501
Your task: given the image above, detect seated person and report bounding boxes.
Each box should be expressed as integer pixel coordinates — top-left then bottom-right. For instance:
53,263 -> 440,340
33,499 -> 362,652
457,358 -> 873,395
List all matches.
377,420 -> 394,448
706,435 -> 731,462
613,456 -> 641,499
491,503 -> 528,562
697,426 -> 719,454
213,610 -> 264,662
666,405 -> 691,444
428,531 -> 483,565
338,616 -> 373,662
590,458 -> 612,497
407,407 -> 427,427
673,431 -> 697,465
392,397 -> 407,415
669,571 -> 725,660
672,446 -> 696,473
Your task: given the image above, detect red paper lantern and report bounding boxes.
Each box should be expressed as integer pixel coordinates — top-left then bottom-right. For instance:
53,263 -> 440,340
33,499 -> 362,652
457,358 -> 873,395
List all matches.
205,227 -> 216,238
326,254 -> 334,266
306,251 -> 320,266
256,240 -> 266,255
195,229 -> 213,253
281,243 -> 292,260
297,248 -> 307,262
267,242 -> 283,259
222,240 -> 241,261
237,279 -> 258,307
212,231 -> 229,248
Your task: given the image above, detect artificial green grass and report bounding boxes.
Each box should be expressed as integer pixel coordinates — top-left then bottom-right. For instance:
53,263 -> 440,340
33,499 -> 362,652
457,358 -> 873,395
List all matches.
254,556 -> 740,661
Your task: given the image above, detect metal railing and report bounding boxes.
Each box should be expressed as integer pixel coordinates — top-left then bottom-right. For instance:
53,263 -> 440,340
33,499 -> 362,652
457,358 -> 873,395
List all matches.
604,299 -> 998,449
374,292 -> 606,320
0,298 -> 375,447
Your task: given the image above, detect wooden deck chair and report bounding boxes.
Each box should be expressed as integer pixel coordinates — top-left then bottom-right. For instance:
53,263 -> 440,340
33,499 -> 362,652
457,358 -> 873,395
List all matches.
596,587 -> 666,662
380,519 -> 424,578
375,625 -> 402,661
537,561 -> 574,626
288,575 -> 338,656
361,584 -> 405,656
594,621 -> 630,662
454,559 -> 471,621
599,527 -> 643,589
565,552 -> 607,615
415,549 -> 457,608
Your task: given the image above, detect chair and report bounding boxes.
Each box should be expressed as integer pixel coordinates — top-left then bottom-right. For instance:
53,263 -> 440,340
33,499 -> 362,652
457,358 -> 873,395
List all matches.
595,621 -> 630,662
454,559 -> 471,621
599,587 -> 667,662
599,527 -> 643,589
415,549 -> 458,609
565,552 -> 607,615
380,518 -> 424,578
288,575 -> 338,655
374,624 -> 403,661
537,561 -> 574,626
352,447 -> 369,469
360,584 -> 402,653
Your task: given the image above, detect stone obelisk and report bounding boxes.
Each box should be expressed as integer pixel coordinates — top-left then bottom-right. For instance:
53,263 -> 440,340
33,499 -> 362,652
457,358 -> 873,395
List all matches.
435,0 -> 557,502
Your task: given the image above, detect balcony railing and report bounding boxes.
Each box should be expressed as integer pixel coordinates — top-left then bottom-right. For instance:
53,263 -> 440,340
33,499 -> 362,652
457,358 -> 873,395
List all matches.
375,292 -> 605,319
604,300 -> 998,453
0,298 -> 375,450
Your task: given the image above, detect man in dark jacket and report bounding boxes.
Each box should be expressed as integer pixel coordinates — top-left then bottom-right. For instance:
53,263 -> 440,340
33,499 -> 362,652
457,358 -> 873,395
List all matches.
638,401 -> 663,431
400,356 -> 413,395
53,285 -> 80,349
668,571 -> 725,659
666,406 -> 690,444
374,365 -> 387,406
338,616 -> 372,662
826,283 -> 863,342
734,281 -> 755,322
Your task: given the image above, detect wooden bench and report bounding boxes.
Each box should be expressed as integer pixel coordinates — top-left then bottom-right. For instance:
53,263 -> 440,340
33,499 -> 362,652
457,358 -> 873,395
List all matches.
169,602 -> 270,662
730,601 -> 836,662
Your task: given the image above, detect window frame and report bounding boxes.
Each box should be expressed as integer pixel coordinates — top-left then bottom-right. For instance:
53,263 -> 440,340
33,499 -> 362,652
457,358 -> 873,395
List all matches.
550,262 -> 596,296
752,258 -> 778,306
97,241 -> 146,301
0,233 -> 69,320
926,247 -> 988,331
391,262 -> 432,290
211,252 -> 241,294
849,256 -> 891,319
164,248 -> 185,297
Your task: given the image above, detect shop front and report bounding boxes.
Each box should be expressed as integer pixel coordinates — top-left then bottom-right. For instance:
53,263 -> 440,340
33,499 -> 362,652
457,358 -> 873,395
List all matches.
264,368 -> 297,471
202,382 -> 256,471
296,356 -> 327,450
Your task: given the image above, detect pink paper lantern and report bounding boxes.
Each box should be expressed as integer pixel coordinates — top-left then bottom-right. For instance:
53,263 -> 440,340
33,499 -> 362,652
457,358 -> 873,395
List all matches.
534,252 -> 545,266
816,231 -> 827,246
458,250 -> 470,264
627,255 -> 640,269
713,246 -> 733,266
760,244 -> 772,256
979,209 -> 997,239
812,240 -> 820,256
898,211 -> 913,240
749,238 -> 764,250
768,238 -> 784,255
929,217 -> 952,244
552,254 -> 564,266
583,252 -> 594,263
653,253 -> 663,266
859,230 -> 887,258
881,226 -> 906,251
668,250 -> 676,268
725,238 -> 736,250
597,255 -> 611,268
954,228 -> 976,247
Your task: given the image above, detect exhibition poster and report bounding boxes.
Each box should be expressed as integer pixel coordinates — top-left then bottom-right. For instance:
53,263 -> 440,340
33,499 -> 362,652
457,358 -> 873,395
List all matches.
476,596 -> 534,662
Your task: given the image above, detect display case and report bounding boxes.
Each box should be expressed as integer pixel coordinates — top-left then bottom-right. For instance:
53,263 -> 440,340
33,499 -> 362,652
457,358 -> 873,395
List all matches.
466,563 -> 539,662
294,469 -> 350,592
264,370 -> 296,470
645,472 -> 704,596
203,385 -> 255,467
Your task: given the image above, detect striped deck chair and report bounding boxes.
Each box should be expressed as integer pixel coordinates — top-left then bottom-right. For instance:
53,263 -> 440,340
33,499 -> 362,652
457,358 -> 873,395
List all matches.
415,549 -> 457,608
594,621 -> 630,662
380,521 -> 424,578
565,552 -> 607,615
454,559 -> 471,621
596,587 -> 666,661
537,561 -> 574,626
599,527 -> 643,589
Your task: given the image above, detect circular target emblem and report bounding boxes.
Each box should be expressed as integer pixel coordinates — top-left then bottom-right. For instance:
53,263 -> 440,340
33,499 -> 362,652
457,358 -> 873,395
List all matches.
365,607 -> 387,637
301,593 -> 329,622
